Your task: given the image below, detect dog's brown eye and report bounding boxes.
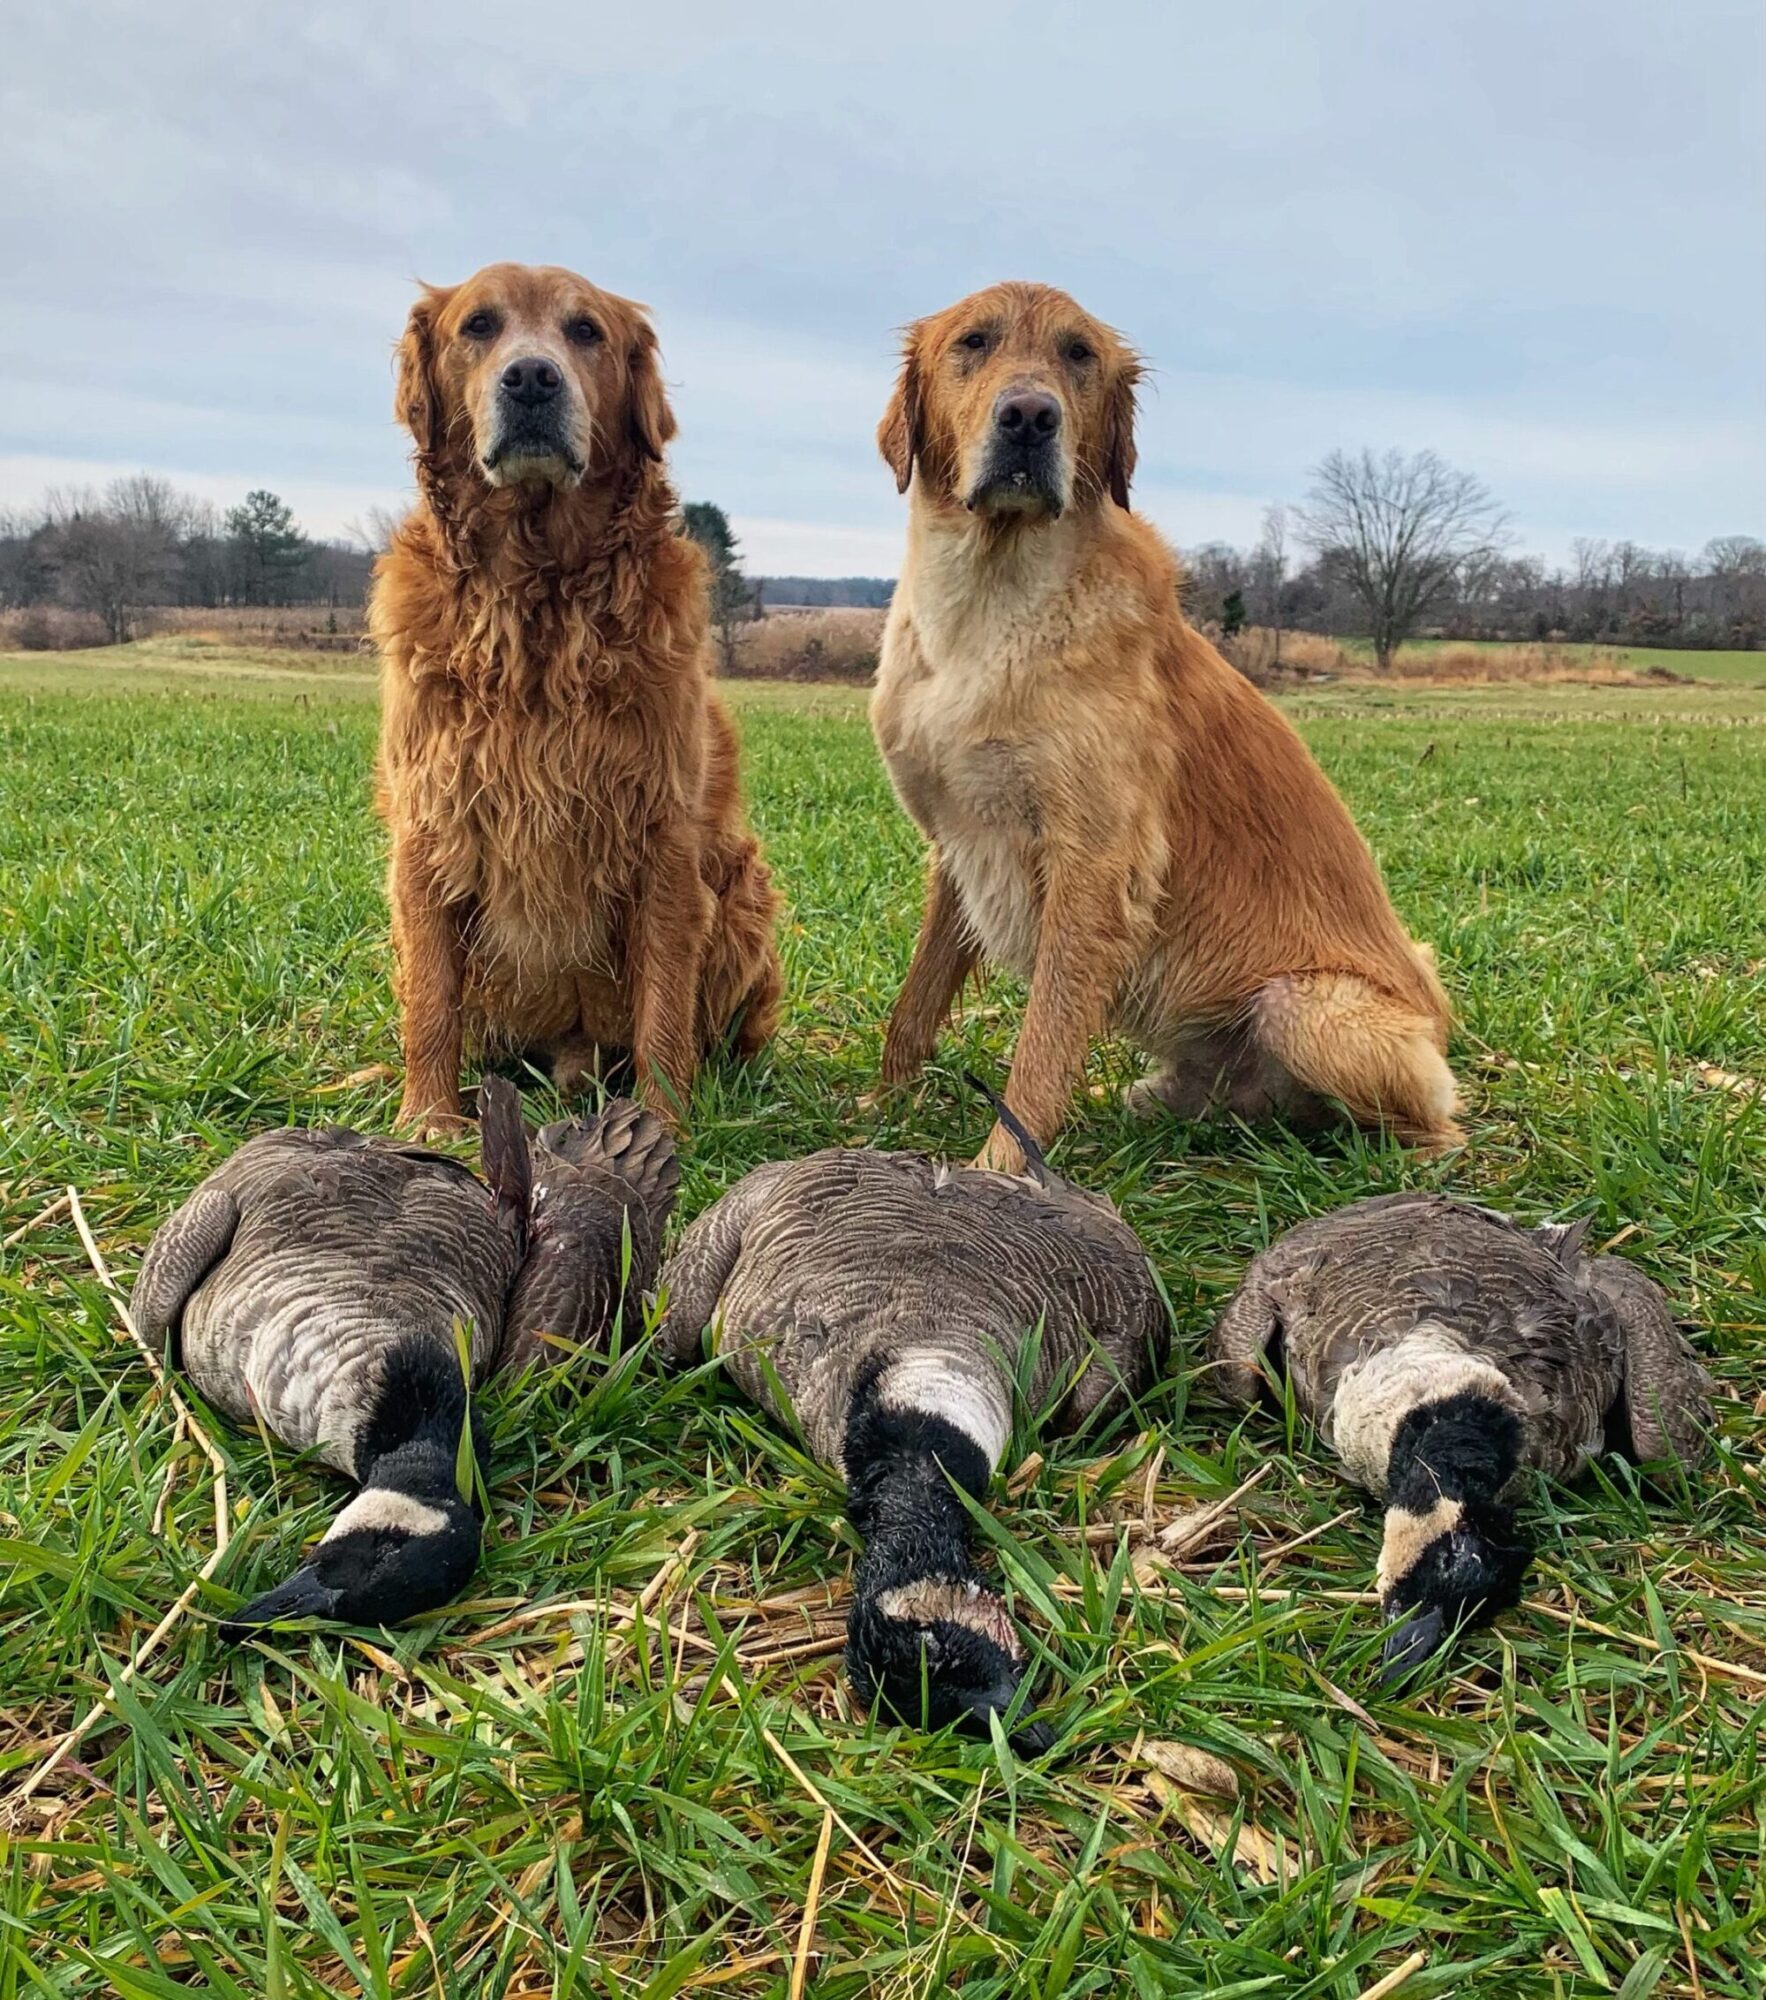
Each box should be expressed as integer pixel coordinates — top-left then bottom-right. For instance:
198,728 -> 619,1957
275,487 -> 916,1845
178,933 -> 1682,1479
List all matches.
1066,339 -> 1093,363
461,310 -> 499,339
958,330 -> 989,352
565,317 -> 601,347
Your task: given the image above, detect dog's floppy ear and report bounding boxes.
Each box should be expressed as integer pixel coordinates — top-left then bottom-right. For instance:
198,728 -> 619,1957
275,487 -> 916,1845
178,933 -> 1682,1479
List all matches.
877,334 -> 925,496
394,287 -> 449,456
1102,356 -> 1142,510
627,321 -> 676,464
395,285 -> 472,561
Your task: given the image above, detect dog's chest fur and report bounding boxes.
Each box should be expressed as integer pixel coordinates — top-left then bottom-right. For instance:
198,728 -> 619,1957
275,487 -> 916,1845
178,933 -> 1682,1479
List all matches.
876,627 -> 1054,978
875,535 -> 1147,980
395,650 -> 685,978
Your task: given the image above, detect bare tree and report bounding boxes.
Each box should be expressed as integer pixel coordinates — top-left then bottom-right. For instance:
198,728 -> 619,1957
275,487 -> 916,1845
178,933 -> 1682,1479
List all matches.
43,478 -> 183,643
1182,542 -> 1249,627
1295,448 -> 1509,670
1252,504 -> 1288,664
1704,535 -> 1766,579
343,505 -> 407,557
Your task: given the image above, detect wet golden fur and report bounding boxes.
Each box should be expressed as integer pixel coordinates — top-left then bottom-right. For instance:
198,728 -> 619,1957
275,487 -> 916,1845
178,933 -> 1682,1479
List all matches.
870,282 -> 1460,1169
370,263 -> 781,1134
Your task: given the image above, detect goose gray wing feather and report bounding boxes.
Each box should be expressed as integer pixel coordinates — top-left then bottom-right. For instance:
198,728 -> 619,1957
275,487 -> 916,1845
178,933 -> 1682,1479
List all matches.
655,1159 -> 798,1367
951,1169 -> 1168,1431
132,1185 -> 240,1359
1205,1264 -> 1282,1407
499,1192 -> 653,1372
1577,1255 -> 1717,1467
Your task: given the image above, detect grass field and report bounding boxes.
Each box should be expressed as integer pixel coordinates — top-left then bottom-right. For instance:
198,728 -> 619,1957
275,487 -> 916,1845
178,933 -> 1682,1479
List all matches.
1332,639 -> 1766,687
2,644 -> 1763,1997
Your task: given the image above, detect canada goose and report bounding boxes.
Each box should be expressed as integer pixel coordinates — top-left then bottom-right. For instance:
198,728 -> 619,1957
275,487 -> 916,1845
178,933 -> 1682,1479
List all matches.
1206,1192 -> 1717,1675
656,1099 -> 1167,1751
131,1079 -> 533,1637
500,1098 -> 680,1373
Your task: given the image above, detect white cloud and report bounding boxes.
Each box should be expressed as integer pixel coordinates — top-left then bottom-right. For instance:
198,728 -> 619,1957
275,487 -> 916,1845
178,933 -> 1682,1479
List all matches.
2,0 -> 1758,573
733,516 -> 905,576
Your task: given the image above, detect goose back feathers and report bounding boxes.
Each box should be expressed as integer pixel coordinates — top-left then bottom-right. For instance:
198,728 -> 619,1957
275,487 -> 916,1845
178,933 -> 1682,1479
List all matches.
132,1081 -> 538,1636
501,1098 -> 680,1373
135,1120 -> 524,1476
1207,1190 -> 1715,1674
659,1144 -> 1166,1749
658,1146 -> 1167,1473
1207,1191 -> 1715,1485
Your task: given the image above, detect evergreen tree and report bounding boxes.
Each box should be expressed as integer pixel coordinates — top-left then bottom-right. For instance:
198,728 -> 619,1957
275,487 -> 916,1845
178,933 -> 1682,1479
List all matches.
682,501 -> 756,672
225,489 -> 309,605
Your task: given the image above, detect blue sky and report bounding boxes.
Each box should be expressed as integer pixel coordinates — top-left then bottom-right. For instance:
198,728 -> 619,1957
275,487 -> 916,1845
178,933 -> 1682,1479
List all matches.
5,0 -> 1760,572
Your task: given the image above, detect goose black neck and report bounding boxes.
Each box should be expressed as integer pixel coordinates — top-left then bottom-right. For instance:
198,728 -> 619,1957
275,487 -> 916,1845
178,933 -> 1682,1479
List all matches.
843,1373 -> 992,1595
356,1333 -> 490,1512
1386,1389 -> 1522,1514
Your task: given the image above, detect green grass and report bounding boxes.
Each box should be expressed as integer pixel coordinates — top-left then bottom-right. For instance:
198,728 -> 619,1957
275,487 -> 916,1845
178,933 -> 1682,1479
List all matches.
2,645 -> 1763,1997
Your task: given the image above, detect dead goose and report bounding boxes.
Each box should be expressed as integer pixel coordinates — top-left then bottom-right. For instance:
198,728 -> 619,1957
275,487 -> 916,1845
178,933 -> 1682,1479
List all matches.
1206,1191 -> 1717,1675
499,1098 -> 680,1373
656,1099 -> 1168,1750
131,1079 -> 533,1637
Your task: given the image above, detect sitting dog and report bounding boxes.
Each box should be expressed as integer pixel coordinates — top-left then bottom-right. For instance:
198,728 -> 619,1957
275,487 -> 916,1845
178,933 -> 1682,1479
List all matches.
370,263 -> 781,1135
869,281 -> 1460,1169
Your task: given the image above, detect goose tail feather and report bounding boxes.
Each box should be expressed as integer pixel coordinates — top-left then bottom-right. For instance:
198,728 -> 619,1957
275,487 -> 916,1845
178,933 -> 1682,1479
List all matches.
537,1099 -> 681,1230
477,1075 -> 533,1245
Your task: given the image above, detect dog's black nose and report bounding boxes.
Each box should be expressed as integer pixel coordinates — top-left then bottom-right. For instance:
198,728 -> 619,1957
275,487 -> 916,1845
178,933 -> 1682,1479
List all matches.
994,390 -> 1061,441
500,356 -> 563,406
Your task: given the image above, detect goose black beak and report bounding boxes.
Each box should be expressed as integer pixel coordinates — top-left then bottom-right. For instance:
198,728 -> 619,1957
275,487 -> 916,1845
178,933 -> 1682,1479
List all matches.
1007,1715 -> 1057,1757
219,1563 -> 343,1642
1380,1604 -> 1448,1682
966,1672 -> 1054,1756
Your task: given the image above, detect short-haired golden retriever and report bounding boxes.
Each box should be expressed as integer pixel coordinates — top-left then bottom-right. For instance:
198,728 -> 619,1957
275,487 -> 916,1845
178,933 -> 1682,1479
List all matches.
871,281 -> 1460,1170
370,262 -> 781,1136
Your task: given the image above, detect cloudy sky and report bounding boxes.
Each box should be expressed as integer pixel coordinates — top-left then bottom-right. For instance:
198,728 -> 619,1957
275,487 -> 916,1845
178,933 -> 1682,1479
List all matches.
5,1 -> 1760,573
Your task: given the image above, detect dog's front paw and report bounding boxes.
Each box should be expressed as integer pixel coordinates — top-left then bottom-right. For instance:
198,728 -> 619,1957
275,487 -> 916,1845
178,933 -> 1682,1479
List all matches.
880,1030 -> 934,1088
398,1095 -> 469,1140
973,1121 -> 1028,1176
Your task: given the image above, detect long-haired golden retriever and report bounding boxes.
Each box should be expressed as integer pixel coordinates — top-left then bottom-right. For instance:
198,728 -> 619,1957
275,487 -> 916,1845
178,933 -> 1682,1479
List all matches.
871,281 -> 1460,1170
370,262 -> 781,1136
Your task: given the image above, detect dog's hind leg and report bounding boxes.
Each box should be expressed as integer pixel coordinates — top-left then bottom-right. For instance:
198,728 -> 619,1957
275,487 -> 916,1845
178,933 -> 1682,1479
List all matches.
1250,972 -> 1463,1152
1124,1026 -> 1243,1121
694,842 -> 783,1062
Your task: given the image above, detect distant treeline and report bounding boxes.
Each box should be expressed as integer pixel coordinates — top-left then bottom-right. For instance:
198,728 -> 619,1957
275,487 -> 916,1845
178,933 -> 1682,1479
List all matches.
1185,531 -> 1766,654
0,477 -> 372,645
755,576 -> 895,608
4,470 -> 1760,656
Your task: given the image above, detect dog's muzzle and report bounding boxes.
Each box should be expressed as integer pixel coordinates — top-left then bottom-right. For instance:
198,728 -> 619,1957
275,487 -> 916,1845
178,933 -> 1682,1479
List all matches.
967,388 -> 1067,517
481,355 -> 584,485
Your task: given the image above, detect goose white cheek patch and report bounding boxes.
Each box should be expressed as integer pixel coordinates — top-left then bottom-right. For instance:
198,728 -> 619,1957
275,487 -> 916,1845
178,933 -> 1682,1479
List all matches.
878,1354 -> 1012,1471
1378,1495 -> 1463,1599
323,1489 -> 453,1542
